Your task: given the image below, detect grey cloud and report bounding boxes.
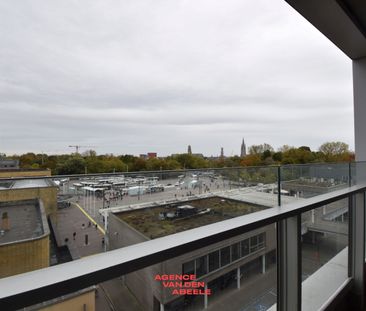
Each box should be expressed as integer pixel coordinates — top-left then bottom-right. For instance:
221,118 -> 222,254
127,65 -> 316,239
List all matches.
0,0 -> 354,156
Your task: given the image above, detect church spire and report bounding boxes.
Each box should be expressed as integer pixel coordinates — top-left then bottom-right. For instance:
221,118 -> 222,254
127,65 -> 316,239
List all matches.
187,145 -> 192,155
240,138 -> 246,157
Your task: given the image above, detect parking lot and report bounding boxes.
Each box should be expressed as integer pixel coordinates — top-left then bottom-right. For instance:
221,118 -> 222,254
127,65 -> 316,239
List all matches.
57,173 -> 237,226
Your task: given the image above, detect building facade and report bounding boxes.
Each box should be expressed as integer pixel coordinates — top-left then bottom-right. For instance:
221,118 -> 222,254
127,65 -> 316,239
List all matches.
0,159 -> 19,170
108,197 -> 276,310
0,179 -> 58,215
0,168 -> 51,178
0,199 -> 50,278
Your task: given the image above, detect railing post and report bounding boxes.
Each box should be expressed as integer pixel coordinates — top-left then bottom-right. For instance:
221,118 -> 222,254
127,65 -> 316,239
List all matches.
349,162 -> 352,187
238,168 -> 241,188
277,215 -> 301,311
349,192 -> 365,310
278,166 -> 281,207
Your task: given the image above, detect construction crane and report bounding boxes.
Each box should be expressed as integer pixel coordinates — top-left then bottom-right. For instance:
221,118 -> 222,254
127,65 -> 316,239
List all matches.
68,145 -> 96,154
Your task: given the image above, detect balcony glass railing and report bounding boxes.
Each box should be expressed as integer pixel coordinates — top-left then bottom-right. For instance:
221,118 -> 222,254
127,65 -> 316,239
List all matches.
0,162 -> 365,311
301,199 -> 349,310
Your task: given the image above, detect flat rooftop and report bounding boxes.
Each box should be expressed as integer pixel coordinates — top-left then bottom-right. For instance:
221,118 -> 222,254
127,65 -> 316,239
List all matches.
219,188 -> 300,207
116,196 -> 268,239
283,178 -> 346,188
0,179 -> 55,190
0,168 -> 48,172
0,200 -> 48,245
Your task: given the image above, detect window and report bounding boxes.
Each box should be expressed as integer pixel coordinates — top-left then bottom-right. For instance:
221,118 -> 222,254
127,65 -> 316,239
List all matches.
195,256 -> 207,278
241,239 -> 249,257
231,242 -> 240,261
208,250 -> 220,272
220,246 -> 231,267
250,236 -> 259,252
183,233 -> 266,277
249,233 -> 266,252
182,260 -> 195,275
258,233 -> 265,248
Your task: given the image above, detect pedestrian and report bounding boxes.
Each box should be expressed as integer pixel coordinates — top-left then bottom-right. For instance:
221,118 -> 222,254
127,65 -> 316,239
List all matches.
88,221 -> 91,227
102,237 -> 105,245
95,223 -> 98,230
73,232 -> 76,240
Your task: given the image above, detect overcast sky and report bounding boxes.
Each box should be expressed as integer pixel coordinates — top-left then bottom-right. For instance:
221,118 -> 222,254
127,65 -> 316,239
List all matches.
0,0 -> 354,157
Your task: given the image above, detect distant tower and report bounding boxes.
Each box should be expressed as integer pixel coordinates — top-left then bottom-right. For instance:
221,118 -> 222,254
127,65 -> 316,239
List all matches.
240,138 -> 246,157
188,145 -> 192,155
220,147 -> 224,158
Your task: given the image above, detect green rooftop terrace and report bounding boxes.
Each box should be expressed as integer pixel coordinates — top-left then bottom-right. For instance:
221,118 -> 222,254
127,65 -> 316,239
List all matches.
116,196 -> 268,239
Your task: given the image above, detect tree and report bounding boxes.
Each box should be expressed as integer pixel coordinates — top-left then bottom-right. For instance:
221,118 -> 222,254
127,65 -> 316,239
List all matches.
145,158 -> 164,171
318,141 -> 350,162
240,154 -> 262,166
19,153 -> 38,168
119,154 -> 138,170
172,154 -> 209,169
133,158 -> 147,171
278,145 -> 294,153
299,146 -> 311,152
102,158 -> 126,172
272,152 -> 282,162
261,150 -> 272,161
281,147 -> 315,164
163,158 -> 181,170
249,143 -> 274,155
223,156 -> 241,167
44,155 -> 58,173
319,141 -> 349,155
82,149 -> 97,157
56,156 -> 86,174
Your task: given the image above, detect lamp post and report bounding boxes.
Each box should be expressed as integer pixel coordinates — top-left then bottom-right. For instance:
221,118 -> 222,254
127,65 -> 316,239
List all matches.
138,180 -> 142,201
102,189 -> 105,209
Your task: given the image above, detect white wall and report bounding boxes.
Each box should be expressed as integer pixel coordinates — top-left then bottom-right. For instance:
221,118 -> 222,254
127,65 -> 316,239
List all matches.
353,57 -> 366,162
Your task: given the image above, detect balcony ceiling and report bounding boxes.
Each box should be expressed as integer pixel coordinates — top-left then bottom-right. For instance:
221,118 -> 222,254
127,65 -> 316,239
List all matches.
285,0 -> 366,60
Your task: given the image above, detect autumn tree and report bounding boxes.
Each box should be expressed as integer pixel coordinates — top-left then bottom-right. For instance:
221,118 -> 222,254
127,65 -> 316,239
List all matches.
240,154 -> 262,166
249,143 -> 274,155
281,147 -> 316,164
56,156 -> 86,175
318,141 -> 351,162
19,153 -> 38,168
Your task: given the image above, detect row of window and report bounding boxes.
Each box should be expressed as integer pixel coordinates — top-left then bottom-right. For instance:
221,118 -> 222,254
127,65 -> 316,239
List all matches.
182,233 -> 266,278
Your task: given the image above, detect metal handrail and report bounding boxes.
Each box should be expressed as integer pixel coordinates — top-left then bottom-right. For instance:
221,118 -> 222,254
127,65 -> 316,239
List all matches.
0,161 -> 355,182
0,184 -> 365,309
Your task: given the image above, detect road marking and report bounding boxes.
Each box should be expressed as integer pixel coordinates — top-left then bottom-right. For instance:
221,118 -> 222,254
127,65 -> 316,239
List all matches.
73,202 -> 106,235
